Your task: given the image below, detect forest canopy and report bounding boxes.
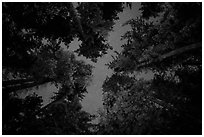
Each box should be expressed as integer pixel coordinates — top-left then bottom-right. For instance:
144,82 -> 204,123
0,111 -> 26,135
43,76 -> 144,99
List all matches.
2,2 -> 202,135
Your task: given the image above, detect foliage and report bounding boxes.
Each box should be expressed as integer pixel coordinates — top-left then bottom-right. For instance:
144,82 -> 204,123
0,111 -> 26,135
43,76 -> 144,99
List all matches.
2,47 -> 95,134
3,2 -> 202,135
3,2 -> 124,70
3,92 -> 95,135
100,2 -> 202,135
3,2 -> 127,134
108,2 -> 201,73
98,77 -> 167,134
3,93 -> 43,134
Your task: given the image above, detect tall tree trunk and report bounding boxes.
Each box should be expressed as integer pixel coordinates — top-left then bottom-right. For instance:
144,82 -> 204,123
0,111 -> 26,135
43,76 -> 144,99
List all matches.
69,3 -> 84,36
69,3 -> 86,41
136,42 -> 202,69
35,84 -> 75,116
3,78 -> 54,94
3,78 -> 35,87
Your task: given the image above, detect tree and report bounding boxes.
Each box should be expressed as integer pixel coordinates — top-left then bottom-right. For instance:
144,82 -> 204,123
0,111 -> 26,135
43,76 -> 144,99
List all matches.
2,2 -> 125,102
2,2 -> 125,110
3,93 -> 43,134
3,2 -> 127,134
2,50 -> 95,134
100,2 -> 202,134
3,2 -> 125,70
2,49 -> 95,134
3,90 -> 96,135
98,76 -> 173,134
108,3 -> 201,73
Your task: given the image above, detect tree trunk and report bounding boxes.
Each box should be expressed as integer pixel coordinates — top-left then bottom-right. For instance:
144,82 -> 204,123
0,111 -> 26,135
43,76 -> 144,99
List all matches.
3,78 -> 35,87
69,3 -> 86,40
136,42 -> 202,69
35,85 -> 75,116
37,95 -> 67,114
3,78 -> 54,94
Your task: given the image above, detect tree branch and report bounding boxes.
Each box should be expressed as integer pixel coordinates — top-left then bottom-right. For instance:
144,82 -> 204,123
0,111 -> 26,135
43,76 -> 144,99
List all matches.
3,78 -> 54,94
136,42 -> 202,69
3,78 -> 35,87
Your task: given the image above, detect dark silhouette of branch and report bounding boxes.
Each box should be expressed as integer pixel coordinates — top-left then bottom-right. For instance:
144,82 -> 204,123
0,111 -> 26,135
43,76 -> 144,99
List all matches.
36,95 -> 67,115
35,83 -> 75,116
136,42 -> 202,69
3,78 -> 54,94
3,78 -> 35,87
